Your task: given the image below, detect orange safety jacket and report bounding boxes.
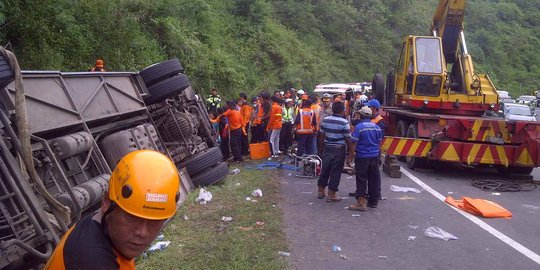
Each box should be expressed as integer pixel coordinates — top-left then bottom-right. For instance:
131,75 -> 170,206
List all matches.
371,115 -> 383,124
296,108 -> 315,134
240,104 -> 252,127
267,102 -> 283,131
254,102 -> 263,125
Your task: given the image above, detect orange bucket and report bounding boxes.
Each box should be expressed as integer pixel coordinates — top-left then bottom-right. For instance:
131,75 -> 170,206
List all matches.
250,142 -> 271,160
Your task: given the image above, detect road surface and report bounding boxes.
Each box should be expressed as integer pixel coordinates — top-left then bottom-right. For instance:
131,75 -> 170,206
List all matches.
278,160 -> 540,270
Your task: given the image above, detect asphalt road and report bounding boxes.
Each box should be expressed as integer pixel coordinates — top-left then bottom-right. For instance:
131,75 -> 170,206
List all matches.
278,161 -> 540,270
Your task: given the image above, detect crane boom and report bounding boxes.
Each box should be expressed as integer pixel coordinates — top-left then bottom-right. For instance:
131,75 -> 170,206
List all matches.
431,0 -> 466,64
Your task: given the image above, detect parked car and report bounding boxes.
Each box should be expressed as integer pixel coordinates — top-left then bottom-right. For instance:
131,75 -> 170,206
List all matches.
516,95 -> 537,108
501,103 -> 536,121
497,90 -> 511,100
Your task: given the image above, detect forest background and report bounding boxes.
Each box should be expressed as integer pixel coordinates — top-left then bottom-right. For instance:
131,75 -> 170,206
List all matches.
1,0 -> 539,100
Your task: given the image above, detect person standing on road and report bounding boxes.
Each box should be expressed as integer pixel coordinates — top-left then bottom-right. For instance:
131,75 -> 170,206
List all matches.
348,106 -> 383,211
317,93 -> 333,156
267,96 -> 283,157
317,102 -> 352,202
280,98 -> 295,153
45,150 -> 180,270
295,98 -> 317,158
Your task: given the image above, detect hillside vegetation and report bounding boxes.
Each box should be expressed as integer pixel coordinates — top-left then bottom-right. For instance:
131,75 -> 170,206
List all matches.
1,0 -> 538,98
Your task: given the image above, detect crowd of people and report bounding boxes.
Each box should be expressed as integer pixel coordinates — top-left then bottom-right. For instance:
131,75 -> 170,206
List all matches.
207,87 -> 386,212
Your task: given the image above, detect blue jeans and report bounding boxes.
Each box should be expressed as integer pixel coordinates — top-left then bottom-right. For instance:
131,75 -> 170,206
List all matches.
296,134 -> 315,157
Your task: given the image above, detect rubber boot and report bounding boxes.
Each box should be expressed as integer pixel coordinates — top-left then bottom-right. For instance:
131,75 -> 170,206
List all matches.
326,190 -> 342,202
317,186 -> 326,199
349,197 -> 368,211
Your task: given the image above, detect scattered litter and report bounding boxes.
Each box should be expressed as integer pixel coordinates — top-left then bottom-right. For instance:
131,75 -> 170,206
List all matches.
148,241 -> 171,253
272,204 -> 276,208
195,188 -> 213,204
278,251 -> 291,257
332,244 -> 342,253
245,197 -> 252,201
256,221 -> 265,227
156,234 -> 164,241
235,183 -> 241,186
407,225 -> 419,230
301,191 -> 313,194
251,189 -> 263,197
221,216 -> 233,222
424,226 -> 458,241
339,254 -> 350,260
251,199 -> 258,203
447,191 -> 454,195
341,197 -> 349,200
230,168 -> 241,175
238,226 -> 254,231
380,196 -> 387,200
352,214 -> 361,217
522,204 -> 540,210
268,157 -> 272,161
378,256 -> 388,259
407,236 -> 416,241
390,185 -> 421,193
347,176 -> 353,179
344,206 -> 349,210
485,248 -> 491,251
491,192 -> 501,196
396,196 -> 417,200
183,214 -> 189,221
308,202 -> 313,205
287,173 -> 292,176
446,196 -> 512,218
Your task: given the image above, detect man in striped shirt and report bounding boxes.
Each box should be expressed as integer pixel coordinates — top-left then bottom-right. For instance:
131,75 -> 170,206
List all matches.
317,102 -> 353,202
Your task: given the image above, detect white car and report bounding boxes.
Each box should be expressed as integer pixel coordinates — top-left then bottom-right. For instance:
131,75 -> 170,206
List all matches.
501,103 -> 536,121
314,83 -> 355,94
517,95 -> 536,107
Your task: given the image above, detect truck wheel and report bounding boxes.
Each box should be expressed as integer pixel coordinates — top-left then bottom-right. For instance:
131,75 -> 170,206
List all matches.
144,74 -> 190,105
496,166 -> 533,175
140,58 -> 185,87
405,123 -> 426,169
191,161 -> 228,187
372,74 -> 385,103
395,120 -> 408,161
181,147 -> 223,176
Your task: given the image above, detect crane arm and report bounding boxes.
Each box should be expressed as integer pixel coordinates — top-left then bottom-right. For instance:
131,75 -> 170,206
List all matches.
431,0 -> 466,64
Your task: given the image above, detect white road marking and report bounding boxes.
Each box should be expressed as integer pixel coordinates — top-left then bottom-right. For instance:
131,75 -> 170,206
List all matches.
401,167 -> 540,265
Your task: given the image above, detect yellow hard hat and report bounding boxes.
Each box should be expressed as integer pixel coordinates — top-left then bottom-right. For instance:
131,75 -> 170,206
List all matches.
108,150 -> 180,220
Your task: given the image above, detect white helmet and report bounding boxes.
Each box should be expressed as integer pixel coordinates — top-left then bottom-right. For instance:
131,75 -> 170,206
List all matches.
359,94 -> 368,102
297,89 -> 305,95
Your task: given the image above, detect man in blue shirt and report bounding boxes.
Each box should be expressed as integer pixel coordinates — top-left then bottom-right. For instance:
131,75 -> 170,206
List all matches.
348,106 -> 383,211
317,102 -> 352,202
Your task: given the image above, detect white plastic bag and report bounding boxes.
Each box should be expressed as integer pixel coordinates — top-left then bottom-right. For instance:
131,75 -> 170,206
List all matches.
195,188 -> 213,204
390,185 -> 421,194
251,189 -> 263,197
424,226 -> 458,241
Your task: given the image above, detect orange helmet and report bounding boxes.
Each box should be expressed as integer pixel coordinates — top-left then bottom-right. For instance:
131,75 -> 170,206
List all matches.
108,150 -> 180,220
95,59 -> 104,68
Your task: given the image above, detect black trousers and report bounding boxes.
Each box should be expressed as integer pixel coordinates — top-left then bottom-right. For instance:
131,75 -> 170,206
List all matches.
354,157 -> 381,205
251,124 -> 267,143
241,123 -> 250,155
221,135 -> 230,160
318,145 -> 346,192
230,128 -> 243,161
280,122 -> 294,151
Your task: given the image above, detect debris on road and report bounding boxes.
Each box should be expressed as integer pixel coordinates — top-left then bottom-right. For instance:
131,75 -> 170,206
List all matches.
252,189 -> 263,197
332,244 -> 342,253
221,216 -> 233,222
339,254 -> 350,260
390,185 -> 421,193
352,214 -> 361,217
278,251 -> 291,257
491,192 -> 501,196
424,226 -> 458,241
378,256 -> 388,259
408,236 -> 416,241
195,188 -> 213,204
445,196 -> 512,218
407,225 -> 419,230
347,175 -> 353,179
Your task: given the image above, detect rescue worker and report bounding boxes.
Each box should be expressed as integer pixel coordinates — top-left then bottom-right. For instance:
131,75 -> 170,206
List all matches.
280,98 -> 295,153
90,59 -> 106,72
239,93 -> 252,156
45,150 -> 179,269
250,96 -> 261,143
317,102 -> 352,202
267,96 -> 283,157
348,107 -> 383,211
206,88 -> 222,114
216,101 -> 244,162
294,98 -> 317,158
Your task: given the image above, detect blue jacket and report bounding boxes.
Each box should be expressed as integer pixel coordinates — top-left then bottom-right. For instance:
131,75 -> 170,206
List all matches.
351,119 -> 383,158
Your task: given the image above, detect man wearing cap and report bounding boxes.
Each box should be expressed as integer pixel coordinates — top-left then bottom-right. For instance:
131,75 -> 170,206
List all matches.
368,99 -> 386,135
317,93 -> 333,156
348,106 -> 383,211
280,98 -> 295,153
45,150 -> 180,269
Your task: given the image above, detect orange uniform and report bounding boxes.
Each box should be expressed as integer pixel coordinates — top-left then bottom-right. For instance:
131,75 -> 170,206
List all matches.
267,102 -> 283,131
296,108 -> 316,134
240,104 -> 252,127
223,109 -> 243,130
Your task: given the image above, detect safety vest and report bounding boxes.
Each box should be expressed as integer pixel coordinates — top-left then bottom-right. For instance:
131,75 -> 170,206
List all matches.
296,108 -> 314,134
282,107 -> 294,123
371,115 -> 383,124
206,95 -> 221,108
